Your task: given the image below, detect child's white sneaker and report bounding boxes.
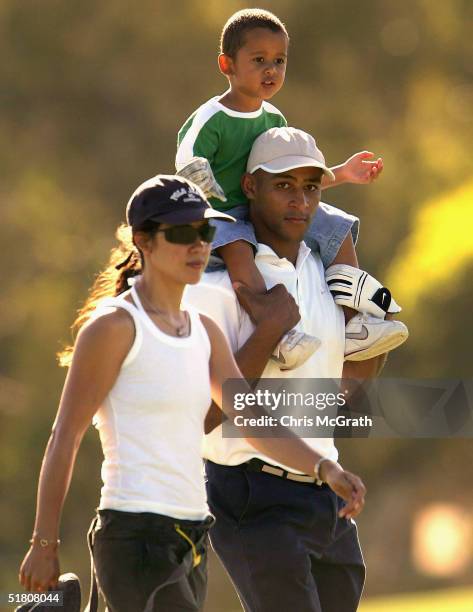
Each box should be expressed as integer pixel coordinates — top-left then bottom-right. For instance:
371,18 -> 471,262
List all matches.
273,330 -> 322,370
345,313 -> 408,361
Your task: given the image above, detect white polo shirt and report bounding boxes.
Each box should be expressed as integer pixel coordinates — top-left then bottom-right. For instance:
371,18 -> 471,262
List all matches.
184,242 -> 345,472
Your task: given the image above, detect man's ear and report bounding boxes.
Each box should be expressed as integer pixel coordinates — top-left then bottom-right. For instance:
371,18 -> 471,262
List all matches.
241,172 -> 257,199
218,53 -> 234,77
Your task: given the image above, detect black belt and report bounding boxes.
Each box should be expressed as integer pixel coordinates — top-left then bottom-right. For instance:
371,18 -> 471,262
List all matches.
245,458 -> 324,486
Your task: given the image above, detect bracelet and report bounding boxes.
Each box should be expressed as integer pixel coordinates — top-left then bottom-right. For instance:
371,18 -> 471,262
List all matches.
29,534 -> 61,548
313,457 -> 331,482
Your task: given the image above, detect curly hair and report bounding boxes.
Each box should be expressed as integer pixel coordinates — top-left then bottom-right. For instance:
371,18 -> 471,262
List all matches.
220,8 -> 289,58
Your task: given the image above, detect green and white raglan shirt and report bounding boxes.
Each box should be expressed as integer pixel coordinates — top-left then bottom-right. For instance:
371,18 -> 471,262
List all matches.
176,96 -> 287,212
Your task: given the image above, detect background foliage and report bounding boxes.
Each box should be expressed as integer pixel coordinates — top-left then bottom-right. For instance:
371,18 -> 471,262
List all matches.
1,1 -> 472,610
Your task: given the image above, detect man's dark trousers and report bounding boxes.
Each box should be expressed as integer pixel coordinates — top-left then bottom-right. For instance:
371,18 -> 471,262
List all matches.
206,460 -> 365,612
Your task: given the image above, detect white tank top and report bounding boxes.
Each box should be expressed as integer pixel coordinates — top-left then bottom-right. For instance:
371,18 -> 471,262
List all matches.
92,286 -> 212,519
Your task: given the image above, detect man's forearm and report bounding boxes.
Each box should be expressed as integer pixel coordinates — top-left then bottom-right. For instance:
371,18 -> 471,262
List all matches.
234,320 -> 283,380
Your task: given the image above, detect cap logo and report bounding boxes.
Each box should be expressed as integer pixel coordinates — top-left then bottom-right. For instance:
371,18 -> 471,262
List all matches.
170,186 -> 202,204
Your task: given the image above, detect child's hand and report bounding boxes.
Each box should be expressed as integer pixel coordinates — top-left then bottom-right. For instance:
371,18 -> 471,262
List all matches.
176,157 -> 227,202
342,151 -> 383,184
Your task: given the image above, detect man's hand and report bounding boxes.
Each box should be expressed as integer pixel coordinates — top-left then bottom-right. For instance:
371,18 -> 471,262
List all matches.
341,151 -> 383,184
320,461 -> 367,520
233,282 -> 300,333
176,156 -> 227,202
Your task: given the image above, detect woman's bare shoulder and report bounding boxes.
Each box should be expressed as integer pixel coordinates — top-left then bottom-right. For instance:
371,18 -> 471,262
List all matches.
76,307 -> 136,356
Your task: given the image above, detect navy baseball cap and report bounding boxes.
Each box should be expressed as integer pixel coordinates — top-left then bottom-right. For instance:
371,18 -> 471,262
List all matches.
126,175 -> 235,230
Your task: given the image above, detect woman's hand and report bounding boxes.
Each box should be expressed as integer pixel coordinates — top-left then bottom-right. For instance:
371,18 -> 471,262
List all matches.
19,545 -> 60,593
321,461 -> 367,520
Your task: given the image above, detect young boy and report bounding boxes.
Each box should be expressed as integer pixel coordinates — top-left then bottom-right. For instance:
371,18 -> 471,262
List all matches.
176,8 -> 408,369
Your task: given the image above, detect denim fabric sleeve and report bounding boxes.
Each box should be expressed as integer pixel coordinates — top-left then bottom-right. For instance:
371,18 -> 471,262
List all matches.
304,201 -> 360,268
209,204 -> 257,251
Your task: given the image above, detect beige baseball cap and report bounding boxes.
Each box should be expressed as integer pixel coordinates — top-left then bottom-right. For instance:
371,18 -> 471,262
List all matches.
247,127 -> 335,181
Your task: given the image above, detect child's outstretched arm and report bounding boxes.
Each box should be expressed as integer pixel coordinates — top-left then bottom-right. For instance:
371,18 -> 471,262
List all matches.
321,151 -> 383,190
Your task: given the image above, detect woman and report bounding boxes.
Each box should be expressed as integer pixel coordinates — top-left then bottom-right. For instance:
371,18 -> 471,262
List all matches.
19,175 -> 366,612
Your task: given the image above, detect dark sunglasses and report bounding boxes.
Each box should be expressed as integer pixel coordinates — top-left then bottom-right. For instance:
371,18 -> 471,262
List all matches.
156,223 -> 216,244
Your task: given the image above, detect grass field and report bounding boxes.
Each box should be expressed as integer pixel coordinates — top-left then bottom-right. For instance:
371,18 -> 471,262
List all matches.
360,587 -> 473,612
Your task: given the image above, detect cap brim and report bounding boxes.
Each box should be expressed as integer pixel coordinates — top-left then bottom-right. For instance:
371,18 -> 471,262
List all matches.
204,208 -> 236,222
249,156 -> 335,182
147,206 -> 235,225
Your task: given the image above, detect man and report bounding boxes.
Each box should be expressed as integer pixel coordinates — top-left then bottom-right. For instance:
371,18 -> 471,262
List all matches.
186,127 -> 386,612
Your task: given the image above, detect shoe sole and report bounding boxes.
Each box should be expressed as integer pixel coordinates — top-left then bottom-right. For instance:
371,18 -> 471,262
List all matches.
345,329 -> 409,362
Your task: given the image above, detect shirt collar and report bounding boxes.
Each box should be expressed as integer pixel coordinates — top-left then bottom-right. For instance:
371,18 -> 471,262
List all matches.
255,242 -> 313,273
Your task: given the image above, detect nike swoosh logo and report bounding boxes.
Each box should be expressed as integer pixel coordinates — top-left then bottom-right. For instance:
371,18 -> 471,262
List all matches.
346,325 -> 369,340
380,289 -> 390,309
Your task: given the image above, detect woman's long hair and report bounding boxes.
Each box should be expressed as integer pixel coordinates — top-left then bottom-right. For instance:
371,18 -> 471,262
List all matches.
58,221 -> 159,367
